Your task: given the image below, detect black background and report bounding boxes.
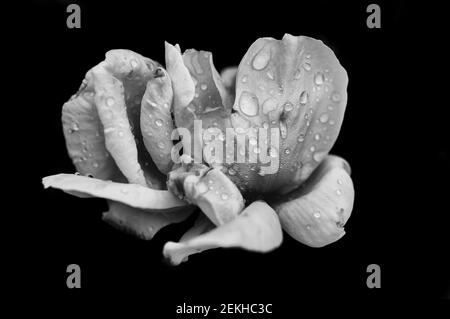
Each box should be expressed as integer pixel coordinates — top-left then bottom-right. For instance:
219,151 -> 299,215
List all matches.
14,0 -> 449,314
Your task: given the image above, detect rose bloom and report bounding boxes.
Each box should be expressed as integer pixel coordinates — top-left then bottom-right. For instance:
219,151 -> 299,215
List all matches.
43,34 -> 353,265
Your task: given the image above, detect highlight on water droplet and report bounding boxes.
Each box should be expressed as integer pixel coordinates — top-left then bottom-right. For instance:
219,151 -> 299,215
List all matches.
239,91 -> 259,117
228,167 -> 236,176
220,193 -> 229,200
313,211 -> 321,218
284,102 -> 294,112
155,119 -> 163,127
319,113 -> 329,123
336,189 -> 342,195
314,72 -> 324,85
297,134 -> 305,142
157,141 -> 165,149
314,133 -> 321,141
284,148 -> 291,155
117,130 -> 124,138
303,61 -> 311,71
106,97 -> 115,107
299,91 -> 308,105
241,75 -> 248,83
130,59 -> 138,69
262,97 -> 278,115
200,84 -> 207,90
252,47 -> 271,70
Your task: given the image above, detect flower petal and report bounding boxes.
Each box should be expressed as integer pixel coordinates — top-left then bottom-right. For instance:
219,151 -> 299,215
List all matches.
87,50 -> 161,186
140,67 -> 175,174
102,200 -> 194,240
167,160 -> 244,226
273,155 -> 354,247
163,200 -> 283,265
62,90 -> 125,181
42,174 -> 189,211
228,34 -> 348,194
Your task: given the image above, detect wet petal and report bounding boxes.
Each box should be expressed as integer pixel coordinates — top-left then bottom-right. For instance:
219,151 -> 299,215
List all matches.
62,90 -> 124,181
102,200 -> 194,240
140,67 -> 175,174
229,34 -> 348,195
273,155 -> 354,247
42,174 -> 189,211
220,66 -> 238,94
165,42 -> 195,109
167,159 -> 244,226
163,201 -> 282,265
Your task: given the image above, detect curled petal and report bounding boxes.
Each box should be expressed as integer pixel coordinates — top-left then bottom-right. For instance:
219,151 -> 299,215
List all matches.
42,174 -> 189,211
102,200 -> 194,240
62,90 -> 124,181
168,161 -> 244,226
163,201 -> 282,265
140,68 -> 175,174
273,155 -> 354,247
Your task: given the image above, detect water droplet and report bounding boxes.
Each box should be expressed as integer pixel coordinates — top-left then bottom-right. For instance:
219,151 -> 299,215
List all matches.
200,84 -> 207,90
336,189 -> 342,195
228,168 -> 236,175
106,97 -> 115,107
266,71 -> 274,80
313,211 -> 321,218
299,91 -> 308,105
314,72 -> 324,85
329,120 -> 335,125
294,69 -> 302,80
297,134 -> 305,142
331,92 -> 341,102
280,121 -> 287,139
314,133 -> 321,141
117,130 -> 124,138
155,119 -> 163,126
241,75 -> 248,83
319,113 -> 329,123
262,97 -> 278,114
71,123 -> 79,132
239,91 -> 259,117
197,183 -> 208,194
337,179 -> 343,185
221,193 -> 229,200
218,133 -> 225,141
92,162 -> 99,168
130,59 -> 138,69
328,105 -> 334,111
249,137 -> 257,146
269,147 -> 278,158
120,188 -> 128,194
252,47 -> 271,70
284,102 -> 294,112
310,146 -> 315,152
313,152 -> 325,162
157,141 -> 165,149
306,225 -> 311,230
303,62 -> 311,71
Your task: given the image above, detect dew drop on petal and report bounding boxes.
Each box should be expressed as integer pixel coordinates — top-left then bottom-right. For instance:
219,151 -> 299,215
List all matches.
314,72 -> 324,85
280,121 -> 287,139
262,97 -> 278,114
71,123 -> 79,132
284,148 -> 291,155
155,119 -> 163,127
106,97 -> 115,107
130,59 -> 138,69
221,193 -> 229,200
319,113 -> 329,123
313,211 -> 321,218
329,120 -> 335,125
331,92 -> 341,102
299,91 -> 308,105
284,102 -> 294,112
117,130 -> 124,138
197,183 -> 208,194
157,141 -> 165,149
294,69 -> 302,80
228,167 -> 236,176
303,62 -> 311,71
252,47 -> 271,70
310,145 -> 315,152
337,179 -> 343,185
241,75 -> 248,83
266,71 -> 274,80
297,134 -> 305,142
249,137 -> 257,146
314,133 -> 321,141
313,151 -> 325,162
336,189 -> 342,195
92,162 -> 99,168
239,91 -> 259,117
200,84 -> 207,90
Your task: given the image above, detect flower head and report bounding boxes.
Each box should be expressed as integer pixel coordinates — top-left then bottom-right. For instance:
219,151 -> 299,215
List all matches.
43,34 -> 354,265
